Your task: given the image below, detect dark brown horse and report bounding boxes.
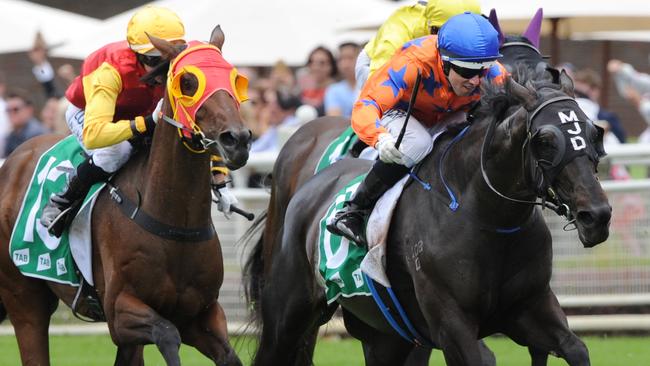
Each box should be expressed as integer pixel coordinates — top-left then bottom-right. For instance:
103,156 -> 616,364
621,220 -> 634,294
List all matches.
245,68 -> 611,365
0,30 -> 250,365
243,13 -> 547,365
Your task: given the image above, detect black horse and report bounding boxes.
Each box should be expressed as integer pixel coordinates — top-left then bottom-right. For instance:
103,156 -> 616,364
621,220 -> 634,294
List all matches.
244,67 -> 611,365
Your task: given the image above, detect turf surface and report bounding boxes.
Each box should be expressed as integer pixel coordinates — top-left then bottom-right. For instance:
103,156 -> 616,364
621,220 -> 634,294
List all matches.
0,334 -> 647,365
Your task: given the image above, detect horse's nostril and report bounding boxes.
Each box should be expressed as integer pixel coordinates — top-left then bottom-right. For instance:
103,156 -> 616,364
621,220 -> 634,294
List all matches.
219,131 -> 237,147
577,211 -> 595,226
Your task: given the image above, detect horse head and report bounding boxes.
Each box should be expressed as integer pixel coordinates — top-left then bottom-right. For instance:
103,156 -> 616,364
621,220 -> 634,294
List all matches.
147,26 -> 251,169
501,69 -> 611,247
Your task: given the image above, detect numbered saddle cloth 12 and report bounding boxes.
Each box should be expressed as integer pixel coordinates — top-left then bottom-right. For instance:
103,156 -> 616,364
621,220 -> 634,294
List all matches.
316,173 -> 409,304
9,135 -> 105,286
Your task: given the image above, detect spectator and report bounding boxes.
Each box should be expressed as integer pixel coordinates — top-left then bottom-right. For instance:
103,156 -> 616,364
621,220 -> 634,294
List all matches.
3,90 -> 47,157
28,33 -> 71,136
0,71 -> 9,156
325,42 -> 361,118
250,88 -> 302,153
608,59 -> 650,143
573,68 -> 626,142
29,32 -> 62,99
269,61 -> 297,92
297,46 -> 337,116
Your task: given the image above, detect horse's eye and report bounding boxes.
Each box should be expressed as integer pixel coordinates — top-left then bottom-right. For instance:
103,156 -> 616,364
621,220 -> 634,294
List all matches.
533,132 -> 561,164
180,73 -> 199,97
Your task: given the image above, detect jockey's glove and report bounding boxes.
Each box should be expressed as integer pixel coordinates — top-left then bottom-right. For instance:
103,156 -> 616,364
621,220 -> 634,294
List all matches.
130,99 -> 163,137
213,184 -> 239,219
375,133 -> 405,165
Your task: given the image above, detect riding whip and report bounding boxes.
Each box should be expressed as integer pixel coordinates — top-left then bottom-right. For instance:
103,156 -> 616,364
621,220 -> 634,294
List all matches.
395,68 -> 422,149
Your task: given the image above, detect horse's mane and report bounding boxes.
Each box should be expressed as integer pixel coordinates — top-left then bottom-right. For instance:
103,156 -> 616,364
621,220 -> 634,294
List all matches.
476,65 -> 561,123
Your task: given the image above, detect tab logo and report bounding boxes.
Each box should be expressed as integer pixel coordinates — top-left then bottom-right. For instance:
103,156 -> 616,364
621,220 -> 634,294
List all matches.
56,258 -> 67,276
37,253 -> 52,271
13,249 -> 30,266
352,269 -> 364,288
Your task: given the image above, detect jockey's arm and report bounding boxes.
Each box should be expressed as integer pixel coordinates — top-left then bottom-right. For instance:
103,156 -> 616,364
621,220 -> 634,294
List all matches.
81,62 -> 150,149
211,155 -> 229,180
352,58 -> 419,147
367,6 -> 425,75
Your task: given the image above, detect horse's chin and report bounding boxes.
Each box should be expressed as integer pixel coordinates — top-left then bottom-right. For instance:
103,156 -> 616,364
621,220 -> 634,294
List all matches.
219,149 -> 249,171
576,220 -> 610,248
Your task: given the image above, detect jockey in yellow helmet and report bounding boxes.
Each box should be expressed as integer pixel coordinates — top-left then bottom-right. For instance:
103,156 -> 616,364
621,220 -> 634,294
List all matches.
356,0 -> 481,89
41,6 -> 236,236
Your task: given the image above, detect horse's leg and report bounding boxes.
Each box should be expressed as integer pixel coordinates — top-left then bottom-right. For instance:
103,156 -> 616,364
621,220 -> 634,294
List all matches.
434,311 -> 483,366
529,347 -> 549,366
504,290 -> 589,366
181,301 -> 241,366
109,292 -> 181,366
114,345 -> 144,366
342,309 -> 412,366
253,252 -> 326,366
0,277 -> 58,366
403,347 -> 431,366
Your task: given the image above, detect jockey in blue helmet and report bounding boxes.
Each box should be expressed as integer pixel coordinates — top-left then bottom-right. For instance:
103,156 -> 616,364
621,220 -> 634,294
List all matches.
327,12 -> 505,246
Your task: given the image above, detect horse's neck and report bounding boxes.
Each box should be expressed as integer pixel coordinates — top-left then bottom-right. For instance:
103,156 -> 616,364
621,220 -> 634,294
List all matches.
423,119 -> 534,225
139,121 -> 212,227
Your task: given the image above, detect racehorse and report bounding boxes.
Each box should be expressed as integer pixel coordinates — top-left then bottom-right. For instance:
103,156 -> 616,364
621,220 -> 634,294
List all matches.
244,67 -> 611,365
243,10 -> 547,365
0,28 -> 250,366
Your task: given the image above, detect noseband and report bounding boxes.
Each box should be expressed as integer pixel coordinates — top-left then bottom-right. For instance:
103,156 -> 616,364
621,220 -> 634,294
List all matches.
480,95 -> 590,221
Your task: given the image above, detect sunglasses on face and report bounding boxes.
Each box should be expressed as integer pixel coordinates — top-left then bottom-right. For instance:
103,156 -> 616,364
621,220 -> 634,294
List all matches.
137,53 -> 163,68
449,62 -> 488,79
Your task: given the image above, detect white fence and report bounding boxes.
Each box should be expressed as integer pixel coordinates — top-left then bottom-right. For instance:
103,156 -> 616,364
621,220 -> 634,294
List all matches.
3,143 -> 650,329
216,144 -> 650,325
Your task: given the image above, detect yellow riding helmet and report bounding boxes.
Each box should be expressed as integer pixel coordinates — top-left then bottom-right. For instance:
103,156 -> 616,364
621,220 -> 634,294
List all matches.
126,5 -> 185,55
424,0 -> 481,28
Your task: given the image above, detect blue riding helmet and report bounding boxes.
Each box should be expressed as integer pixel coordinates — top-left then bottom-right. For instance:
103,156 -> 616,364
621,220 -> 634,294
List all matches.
438,12 -> 502,69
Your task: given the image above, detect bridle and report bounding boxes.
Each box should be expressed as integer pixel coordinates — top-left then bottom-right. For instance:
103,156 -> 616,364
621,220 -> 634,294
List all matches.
480,94 -> 602,223
159,109 -> 227,156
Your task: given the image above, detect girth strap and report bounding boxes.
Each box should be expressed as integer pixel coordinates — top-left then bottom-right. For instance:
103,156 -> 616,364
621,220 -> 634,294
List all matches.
108,184 -> 216,242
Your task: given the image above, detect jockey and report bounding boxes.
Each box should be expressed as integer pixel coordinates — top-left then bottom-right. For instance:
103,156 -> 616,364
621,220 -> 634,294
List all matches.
356,0 -> 481,88
40,6 -> 235,237
327,12 -> 507,246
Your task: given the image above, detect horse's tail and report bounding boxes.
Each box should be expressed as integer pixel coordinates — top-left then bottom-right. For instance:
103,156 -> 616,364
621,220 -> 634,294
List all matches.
240,209 -> 268,324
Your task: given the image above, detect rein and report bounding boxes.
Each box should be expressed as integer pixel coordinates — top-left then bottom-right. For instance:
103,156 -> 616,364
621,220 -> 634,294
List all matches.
480,95 -> 576,221
160,113 -> 228,156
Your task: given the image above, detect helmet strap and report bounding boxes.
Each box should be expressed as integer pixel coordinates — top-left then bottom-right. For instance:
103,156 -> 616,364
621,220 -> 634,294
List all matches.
442,61 -> 451,77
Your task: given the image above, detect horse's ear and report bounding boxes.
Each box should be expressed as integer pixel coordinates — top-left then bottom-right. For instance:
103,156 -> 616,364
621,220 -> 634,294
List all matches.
508,77 -> 537,109
488,9 -> 505,47
546,66 -> 560,84
559,69 -> 575,97
522,8 -> 543,49
147,33 -> 182,61
210,25 -> 225,51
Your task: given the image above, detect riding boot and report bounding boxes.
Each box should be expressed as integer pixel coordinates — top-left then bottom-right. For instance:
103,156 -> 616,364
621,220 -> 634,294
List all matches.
40,157 -> 110,238
327,161 -> 409,246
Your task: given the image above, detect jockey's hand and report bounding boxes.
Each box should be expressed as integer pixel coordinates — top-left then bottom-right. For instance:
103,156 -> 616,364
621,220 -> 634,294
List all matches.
375,133 -> 405,165
214,185 -> 238,219
138,99 -> 164,136
152,98 -> 163,124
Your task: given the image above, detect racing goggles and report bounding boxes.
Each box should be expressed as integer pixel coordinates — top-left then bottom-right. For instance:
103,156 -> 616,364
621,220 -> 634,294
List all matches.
449,62 -> 488,79
137,53 -> 163,68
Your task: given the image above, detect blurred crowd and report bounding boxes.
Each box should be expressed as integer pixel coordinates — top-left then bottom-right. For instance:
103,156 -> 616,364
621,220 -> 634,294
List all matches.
0,34 -> 364,162
3,30 -> 650,184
